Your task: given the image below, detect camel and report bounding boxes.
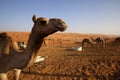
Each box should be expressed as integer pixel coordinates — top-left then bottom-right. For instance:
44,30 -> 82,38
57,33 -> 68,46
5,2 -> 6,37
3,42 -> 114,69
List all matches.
115,37 -> 120,45
82,38 -> 93,49
91,37 -> 105,48
0,15 -> 67,80
0,33 -> 20,54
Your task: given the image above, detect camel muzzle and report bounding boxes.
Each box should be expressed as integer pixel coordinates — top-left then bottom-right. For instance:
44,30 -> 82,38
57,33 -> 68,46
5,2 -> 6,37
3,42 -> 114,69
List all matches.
55,25 -> 67,32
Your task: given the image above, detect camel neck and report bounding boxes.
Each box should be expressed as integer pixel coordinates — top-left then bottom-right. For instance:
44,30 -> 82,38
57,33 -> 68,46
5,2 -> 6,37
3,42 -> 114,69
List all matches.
24,32 -> 44,67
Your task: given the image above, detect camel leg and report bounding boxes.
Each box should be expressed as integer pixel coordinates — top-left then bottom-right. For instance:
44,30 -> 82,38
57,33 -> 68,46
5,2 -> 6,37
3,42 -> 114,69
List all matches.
14,69 -> 21,80
0,73 -> 8,80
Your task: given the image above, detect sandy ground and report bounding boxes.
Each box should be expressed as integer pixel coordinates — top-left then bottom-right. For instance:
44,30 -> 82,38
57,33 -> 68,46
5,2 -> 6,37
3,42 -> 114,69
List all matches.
3,32 -> 120,80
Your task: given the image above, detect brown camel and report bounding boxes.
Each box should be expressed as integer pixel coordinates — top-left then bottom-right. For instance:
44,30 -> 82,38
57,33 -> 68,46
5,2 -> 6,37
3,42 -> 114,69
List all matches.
115,37 -> 120,45
82,38 -> 93,49
91,37 -> 105,48
0,33 -> 21,53
0,15 -> 67,80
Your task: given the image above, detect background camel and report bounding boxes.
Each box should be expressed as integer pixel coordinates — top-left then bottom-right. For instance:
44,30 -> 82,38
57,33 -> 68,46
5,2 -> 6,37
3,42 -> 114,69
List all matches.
0,33 -> 24,53
105,37 -> 120,46
0,15 -> 67,80
91,37 -> 105,48
115,37 -> 120,45
82,38 -> 93,49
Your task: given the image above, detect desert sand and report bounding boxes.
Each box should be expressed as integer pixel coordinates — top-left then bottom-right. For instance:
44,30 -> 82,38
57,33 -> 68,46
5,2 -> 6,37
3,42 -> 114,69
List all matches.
2,32 -> 120,80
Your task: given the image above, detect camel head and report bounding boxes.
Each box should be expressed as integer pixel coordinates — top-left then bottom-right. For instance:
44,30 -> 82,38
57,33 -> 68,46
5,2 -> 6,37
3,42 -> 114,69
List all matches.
32,15 -> 67,37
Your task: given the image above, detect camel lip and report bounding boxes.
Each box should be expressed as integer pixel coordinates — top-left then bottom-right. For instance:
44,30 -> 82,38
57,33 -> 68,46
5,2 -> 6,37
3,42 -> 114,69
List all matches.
54,26 -> 67,31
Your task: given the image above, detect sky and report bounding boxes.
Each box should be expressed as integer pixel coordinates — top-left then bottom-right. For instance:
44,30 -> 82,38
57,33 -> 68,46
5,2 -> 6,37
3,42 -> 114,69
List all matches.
0,0 -> 120,35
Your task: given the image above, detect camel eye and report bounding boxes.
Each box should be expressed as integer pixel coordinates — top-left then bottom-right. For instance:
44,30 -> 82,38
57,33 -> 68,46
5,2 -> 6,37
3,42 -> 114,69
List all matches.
40,21 -> 47,25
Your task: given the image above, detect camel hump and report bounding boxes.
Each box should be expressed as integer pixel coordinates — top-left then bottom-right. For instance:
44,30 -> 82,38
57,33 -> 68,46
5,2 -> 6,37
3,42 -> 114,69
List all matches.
0,32 -> 8,39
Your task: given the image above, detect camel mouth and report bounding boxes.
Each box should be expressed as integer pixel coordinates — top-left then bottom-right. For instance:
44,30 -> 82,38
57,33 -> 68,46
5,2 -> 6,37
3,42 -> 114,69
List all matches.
49,18 -> 67,32
55,26 -> 67,31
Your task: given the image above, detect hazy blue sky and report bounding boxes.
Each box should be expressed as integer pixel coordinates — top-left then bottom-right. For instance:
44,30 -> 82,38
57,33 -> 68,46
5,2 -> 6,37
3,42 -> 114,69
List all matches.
0,0 -> 120,35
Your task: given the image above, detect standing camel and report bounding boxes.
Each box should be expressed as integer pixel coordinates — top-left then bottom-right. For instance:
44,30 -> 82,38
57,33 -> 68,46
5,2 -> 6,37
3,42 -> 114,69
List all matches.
82,38 -> 93,49
115,37 -> 120,45
91,37 -> 105,48
0,15 -> 67,80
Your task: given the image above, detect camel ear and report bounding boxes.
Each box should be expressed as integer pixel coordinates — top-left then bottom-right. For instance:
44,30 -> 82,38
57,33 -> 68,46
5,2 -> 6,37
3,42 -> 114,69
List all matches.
32,15 -> 37,23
